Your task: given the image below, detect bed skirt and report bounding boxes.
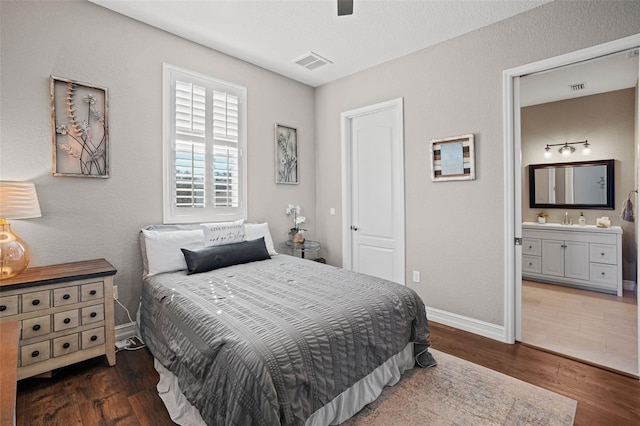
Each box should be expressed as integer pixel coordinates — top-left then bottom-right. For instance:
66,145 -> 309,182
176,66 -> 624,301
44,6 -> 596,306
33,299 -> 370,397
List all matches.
154,342 -> 416,426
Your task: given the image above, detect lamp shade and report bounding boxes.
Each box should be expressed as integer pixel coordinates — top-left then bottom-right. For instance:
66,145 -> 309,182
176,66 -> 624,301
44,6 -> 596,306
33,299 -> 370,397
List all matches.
0,181 -> 41,219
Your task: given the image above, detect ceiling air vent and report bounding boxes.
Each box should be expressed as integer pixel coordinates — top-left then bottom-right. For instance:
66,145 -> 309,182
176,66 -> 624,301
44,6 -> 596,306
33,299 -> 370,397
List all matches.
295,52 -> 333,71
568,82 -> 587,92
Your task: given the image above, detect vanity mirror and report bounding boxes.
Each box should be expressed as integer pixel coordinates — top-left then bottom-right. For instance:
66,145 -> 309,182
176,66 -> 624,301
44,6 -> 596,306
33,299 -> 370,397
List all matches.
529,159 -> 614,210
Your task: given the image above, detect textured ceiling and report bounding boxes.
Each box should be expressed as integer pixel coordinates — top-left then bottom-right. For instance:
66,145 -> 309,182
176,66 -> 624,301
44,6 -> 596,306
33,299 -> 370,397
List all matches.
90,0 -> 551,87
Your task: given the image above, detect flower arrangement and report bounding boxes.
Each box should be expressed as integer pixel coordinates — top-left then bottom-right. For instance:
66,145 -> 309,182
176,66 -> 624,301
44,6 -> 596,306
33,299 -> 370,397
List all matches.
286,204 -> 306,235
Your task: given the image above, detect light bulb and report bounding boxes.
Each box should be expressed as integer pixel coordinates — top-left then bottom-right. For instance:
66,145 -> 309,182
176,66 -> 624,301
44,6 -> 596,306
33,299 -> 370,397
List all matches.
544,149 -> 552,159
582,142 -> 591,155
561,145 -> 571,157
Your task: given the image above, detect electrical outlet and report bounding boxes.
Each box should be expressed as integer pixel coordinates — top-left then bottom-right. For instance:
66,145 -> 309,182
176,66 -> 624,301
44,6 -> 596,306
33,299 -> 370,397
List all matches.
113,285 -> 118,299
329,207 -> 336,215
412,271 -> 421,283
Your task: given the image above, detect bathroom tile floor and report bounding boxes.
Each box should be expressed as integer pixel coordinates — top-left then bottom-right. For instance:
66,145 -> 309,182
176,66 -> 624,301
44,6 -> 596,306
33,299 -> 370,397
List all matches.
522,280 -> 638,376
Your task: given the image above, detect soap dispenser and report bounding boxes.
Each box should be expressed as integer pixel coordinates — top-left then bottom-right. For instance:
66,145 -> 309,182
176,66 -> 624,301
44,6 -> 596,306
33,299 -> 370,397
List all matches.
579,212 -> 586,226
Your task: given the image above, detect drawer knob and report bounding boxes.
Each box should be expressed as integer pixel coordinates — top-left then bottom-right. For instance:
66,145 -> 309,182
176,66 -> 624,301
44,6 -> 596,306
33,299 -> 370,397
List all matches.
601,272 -> 606,276
601,253 -> 605,256
32,299 -> 40,306
529,262 -> 533,266
0,305 -> 6,311
90,290 -> 97,296
31,350 -> 39,358
64,318 -> 71,324
63,294 -> 71,300
90,312 -> 97,318
90,335 -> 98,341
32,324 -> 41,331
528,245 -> 532,249
63,342 -> 70,349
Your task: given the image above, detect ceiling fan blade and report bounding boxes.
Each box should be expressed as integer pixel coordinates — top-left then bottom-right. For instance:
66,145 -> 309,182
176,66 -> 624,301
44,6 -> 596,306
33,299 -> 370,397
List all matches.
338,0 -> 353,16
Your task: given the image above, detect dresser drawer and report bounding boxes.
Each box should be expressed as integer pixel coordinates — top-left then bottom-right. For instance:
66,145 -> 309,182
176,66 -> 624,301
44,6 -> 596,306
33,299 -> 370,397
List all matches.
53,334 -> 79,357
590,244 -> 617,265
81,282 -> 104,302
522,238 -> 541,256
22,315 -> 51,339
82,304 -> 104,325
20,340 -> 50,367
589,263 -> 618,288
53,309 -> 79,332
22,290 -> 51,313
0,295 -> 19,317
53,286 -> 79,306
82,327 -> 105,349
522,255 -> 541,274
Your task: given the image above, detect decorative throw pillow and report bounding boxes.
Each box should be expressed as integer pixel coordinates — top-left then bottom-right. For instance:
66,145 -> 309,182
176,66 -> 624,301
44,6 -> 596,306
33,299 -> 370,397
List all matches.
244,222 -> 278,256
181,238 -> 270,275
201,219 -> 245,247
140,229 -> 205,276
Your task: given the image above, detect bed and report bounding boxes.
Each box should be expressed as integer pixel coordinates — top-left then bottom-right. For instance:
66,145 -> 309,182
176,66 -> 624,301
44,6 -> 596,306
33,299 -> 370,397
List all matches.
138,223 -> 436,425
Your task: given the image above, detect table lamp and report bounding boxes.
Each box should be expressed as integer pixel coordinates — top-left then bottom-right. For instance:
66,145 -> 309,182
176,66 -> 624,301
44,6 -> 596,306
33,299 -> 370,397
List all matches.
0,181 -> 42,279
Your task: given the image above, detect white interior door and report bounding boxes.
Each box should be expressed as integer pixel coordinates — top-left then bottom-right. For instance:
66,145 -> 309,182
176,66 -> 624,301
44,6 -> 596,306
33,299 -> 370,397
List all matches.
341,99 -> 405,284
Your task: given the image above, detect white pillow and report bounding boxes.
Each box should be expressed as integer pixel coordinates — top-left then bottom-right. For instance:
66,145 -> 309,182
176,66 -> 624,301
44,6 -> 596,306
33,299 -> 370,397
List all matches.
141,229 -> 204,276
244,222 -> 278,256
201,219 -> 245,247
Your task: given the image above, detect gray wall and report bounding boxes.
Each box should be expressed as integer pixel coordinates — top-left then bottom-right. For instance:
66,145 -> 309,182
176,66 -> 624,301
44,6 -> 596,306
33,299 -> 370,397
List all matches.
521,89 -> 637,281
314,1 -> 640,326
3,0 -> 640,331
0,1 -> 316,325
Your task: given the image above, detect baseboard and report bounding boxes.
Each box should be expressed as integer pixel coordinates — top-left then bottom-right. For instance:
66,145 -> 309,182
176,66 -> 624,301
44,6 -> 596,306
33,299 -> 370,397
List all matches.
623,280 -> 636,292
115,321 -> 138,341
426,306 -> 505,342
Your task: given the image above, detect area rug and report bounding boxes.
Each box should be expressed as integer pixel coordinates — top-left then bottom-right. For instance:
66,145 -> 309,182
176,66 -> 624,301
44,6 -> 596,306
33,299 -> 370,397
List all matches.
343,349 -> 577,425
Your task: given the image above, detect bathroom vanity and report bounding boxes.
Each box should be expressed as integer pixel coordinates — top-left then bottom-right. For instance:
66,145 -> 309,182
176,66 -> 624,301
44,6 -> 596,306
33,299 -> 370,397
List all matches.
522,222 -> 623,296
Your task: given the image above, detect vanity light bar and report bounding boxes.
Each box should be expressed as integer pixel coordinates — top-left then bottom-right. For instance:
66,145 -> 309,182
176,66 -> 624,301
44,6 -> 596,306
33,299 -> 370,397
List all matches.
543,140 -> 590,158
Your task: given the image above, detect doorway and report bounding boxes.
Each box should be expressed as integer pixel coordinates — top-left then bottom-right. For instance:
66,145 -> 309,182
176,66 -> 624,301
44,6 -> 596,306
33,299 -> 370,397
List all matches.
503,35 -> 640,376
340,98 -> 405,284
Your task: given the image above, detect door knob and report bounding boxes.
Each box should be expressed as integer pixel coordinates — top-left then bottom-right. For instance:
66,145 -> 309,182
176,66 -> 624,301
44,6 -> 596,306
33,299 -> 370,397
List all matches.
350,226 -> 359,231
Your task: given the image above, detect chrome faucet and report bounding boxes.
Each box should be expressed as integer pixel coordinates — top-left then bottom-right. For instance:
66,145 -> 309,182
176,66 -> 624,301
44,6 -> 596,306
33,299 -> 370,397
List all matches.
562,211 -> 569,225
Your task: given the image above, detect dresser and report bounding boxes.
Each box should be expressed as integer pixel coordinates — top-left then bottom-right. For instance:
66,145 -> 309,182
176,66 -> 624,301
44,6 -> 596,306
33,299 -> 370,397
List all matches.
522,222 -> 623,296
0,259 -> 116,380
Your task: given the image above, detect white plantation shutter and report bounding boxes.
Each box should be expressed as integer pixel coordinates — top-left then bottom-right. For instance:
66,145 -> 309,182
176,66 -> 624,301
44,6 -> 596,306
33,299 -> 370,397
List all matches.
176,81 -> 206,134
213,91 -> 239,142
163,64 -> 246,223
175,140 -> 205,207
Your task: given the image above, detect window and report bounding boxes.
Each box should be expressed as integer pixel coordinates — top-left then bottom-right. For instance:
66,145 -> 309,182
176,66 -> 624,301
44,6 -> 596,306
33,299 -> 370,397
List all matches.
163,64 -> 247,223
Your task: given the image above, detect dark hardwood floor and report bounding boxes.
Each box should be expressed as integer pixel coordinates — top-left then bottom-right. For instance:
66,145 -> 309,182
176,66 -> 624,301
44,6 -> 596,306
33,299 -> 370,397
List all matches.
15,322 -> 640,425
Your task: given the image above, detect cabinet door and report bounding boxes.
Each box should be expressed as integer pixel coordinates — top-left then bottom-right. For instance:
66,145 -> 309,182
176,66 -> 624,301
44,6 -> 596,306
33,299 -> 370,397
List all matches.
564,241 -> 590,280
541,240 -> 564,277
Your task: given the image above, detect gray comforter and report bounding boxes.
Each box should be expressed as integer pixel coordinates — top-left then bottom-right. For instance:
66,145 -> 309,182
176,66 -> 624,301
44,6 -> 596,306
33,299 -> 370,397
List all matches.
140,255 -> 435,426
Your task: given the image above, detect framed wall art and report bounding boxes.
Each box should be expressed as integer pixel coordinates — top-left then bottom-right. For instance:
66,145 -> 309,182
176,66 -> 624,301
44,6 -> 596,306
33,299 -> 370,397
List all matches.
50,76 -> 109,178
275,123 -> 298,184
430,134 -> 475,182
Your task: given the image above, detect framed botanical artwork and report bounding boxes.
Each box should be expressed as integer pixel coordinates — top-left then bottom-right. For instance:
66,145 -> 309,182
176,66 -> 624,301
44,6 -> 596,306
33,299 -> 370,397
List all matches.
275,123 -> 298,184
430,134 -> 475,182
50,76 -> 109,177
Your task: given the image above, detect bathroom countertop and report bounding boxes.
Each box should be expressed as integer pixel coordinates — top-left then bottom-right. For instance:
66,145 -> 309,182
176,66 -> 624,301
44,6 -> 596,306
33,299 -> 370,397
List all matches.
522,221 -> 622,234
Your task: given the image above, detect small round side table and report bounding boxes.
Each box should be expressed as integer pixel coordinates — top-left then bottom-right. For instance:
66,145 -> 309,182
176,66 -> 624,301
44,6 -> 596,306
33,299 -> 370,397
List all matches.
284,240 -> 321,259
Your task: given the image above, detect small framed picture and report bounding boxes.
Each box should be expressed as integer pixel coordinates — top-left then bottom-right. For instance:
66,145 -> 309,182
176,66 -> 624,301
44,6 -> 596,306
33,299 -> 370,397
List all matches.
275,123 -> 298,184
50,76 -> 109,178
430,134 -> 475,181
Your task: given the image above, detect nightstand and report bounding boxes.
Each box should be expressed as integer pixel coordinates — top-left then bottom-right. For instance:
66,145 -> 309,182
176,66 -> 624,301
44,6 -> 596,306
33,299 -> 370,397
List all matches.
0,259 -> 117,380
285,240 -> 321,259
